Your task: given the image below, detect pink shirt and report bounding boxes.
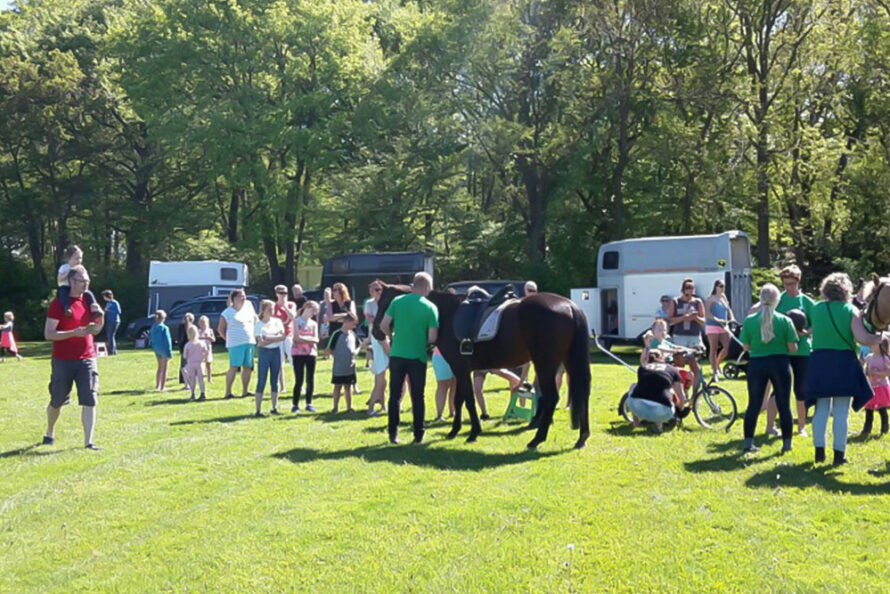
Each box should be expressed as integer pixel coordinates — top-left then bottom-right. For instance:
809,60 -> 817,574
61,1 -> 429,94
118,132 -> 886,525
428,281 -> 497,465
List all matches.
292,318 -> 318,357
866,353 -> 890,389
183,341 -> 209,367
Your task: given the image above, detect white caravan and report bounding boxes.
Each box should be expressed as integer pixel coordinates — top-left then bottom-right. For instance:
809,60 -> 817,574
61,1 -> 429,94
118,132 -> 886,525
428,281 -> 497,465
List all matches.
570,231 -> 752,345
146,260 -> 249,315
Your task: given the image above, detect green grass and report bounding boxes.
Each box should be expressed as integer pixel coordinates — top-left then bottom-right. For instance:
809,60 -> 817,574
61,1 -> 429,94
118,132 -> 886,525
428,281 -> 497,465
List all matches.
3,343 -> 890,592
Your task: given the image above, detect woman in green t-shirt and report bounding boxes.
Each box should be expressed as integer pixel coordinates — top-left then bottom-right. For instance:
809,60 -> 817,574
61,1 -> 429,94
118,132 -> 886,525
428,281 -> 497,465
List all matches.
739,283 -> 799,453
804,273 -> 884,465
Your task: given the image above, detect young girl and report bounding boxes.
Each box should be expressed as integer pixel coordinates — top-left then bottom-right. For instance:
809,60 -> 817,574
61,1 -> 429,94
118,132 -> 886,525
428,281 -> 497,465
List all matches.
0,311 -> 23,362
57,245 -> 102,319
197,315 -> 215,382
254,300 -> 286,416
326,312 -> 358,413
151,310 -> 173,391
705,280 -> 735,380
291,300 -> 320,413
183,325 -> 209,400
862,337 -> 890,437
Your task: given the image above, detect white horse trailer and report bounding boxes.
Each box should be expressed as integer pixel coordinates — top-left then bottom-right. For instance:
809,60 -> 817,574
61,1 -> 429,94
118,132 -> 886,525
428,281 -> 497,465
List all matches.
571,231 -> 752,345
147,260 -> 249,315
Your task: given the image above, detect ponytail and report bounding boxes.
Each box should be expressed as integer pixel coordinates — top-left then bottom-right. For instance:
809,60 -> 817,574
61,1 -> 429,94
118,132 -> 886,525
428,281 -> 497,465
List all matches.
759,283 -> 781,343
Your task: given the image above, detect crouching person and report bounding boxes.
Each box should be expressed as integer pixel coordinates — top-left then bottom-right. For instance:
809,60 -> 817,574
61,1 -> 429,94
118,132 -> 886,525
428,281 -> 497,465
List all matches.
627,350 -> 689,433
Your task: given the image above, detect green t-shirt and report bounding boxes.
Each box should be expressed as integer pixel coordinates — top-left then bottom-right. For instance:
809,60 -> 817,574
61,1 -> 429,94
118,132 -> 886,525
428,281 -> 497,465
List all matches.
777,291 -> 816,357
810,301 -> 857,352
385,293 -> 439,363
739,310 -> 798,357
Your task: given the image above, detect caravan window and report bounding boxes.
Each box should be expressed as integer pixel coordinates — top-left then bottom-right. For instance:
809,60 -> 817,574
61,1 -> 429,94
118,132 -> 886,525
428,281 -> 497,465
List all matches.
220,267 -> 238,281
602,251 -> 619,270
330,258 -> 349,274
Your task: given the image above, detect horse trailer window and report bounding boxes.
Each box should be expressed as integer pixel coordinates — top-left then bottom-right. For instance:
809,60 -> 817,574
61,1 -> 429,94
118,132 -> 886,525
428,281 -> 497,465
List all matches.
220,267 -> 238,281
602,251 -> 619,270
330,259 -> 349,274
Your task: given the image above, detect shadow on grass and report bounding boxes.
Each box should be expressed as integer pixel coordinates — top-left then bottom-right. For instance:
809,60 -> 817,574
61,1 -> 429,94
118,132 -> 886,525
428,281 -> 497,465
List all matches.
107,389 -> 151,396
684,449 -> 783,473
604,421 -> 680,438
0,444 -> 64,458
170,414 -> 259,426
146,397 -> 200,406
745,462 -> 890,495
272,443 -> 562,471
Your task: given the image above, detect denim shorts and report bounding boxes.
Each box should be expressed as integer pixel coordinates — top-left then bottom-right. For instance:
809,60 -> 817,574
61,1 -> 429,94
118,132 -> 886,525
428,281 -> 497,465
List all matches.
228,343 -> 255,369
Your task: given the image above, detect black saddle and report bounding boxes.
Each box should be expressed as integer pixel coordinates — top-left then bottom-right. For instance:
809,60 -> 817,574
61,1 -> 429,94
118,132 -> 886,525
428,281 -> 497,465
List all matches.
454,284 -> 517,355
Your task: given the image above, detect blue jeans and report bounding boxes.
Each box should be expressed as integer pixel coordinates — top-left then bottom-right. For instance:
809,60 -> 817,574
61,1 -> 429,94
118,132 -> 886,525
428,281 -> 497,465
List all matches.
812,397 -> 852,451
105,320 -> 120,355
256,347 -> 281,394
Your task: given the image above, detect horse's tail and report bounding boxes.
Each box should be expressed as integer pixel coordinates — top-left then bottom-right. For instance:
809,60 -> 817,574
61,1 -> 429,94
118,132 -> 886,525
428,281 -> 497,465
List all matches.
567,303 -> 591,430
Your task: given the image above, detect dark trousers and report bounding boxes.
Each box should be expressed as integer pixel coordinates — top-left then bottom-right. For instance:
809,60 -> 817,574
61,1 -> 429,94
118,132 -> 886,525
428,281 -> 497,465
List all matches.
388,356 -> 427,440
105,321 -> 119,355
292,355 -> 316,406
744,355 -> 793,439
789,355 -> 809,401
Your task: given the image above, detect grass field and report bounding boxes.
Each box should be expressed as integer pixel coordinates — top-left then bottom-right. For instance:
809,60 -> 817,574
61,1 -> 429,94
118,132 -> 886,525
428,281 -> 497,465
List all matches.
3,343 -> 890,592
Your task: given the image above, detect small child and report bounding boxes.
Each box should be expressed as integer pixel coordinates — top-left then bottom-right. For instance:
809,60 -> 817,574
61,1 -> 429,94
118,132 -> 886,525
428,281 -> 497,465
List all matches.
57,245 -> 102,319
862,337 -> 890,437
151,310 -> 173,391
326,312 -> 358,413
183,325 -> 209,400
197,315 -> 215,382
0,311 -> 23,362
291,300 -> 320,413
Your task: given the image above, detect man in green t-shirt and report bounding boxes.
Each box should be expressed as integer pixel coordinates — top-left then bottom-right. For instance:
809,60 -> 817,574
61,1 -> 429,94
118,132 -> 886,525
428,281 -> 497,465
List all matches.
380,272 -> 439,444
776,264 -> 816,436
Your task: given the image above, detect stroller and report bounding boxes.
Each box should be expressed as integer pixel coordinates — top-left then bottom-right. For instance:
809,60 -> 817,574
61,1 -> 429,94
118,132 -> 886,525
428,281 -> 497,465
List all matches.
721,321 -> 748,379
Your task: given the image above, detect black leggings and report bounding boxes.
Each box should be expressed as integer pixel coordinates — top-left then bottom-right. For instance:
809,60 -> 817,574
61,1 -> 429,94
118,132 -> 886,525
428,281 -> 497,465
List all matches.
789,355 -> 809,401
388,356 -> 427,440
744,355 -> 793,439
292,355 -> 316,406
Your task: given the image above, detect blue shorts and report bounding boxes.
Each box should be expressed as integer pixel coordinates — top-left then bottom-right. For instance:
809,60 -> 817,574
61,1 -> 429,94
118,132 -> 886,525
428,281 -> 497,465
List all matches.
228,344 -> 255,369
432,353 -> 454,381
154,349 -> 172,360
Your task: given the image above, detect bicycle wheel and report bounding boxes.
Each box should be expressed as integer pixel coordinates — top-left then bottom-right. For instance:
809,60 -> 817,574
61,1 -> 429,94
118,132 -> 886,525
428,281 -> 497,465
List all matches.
693,385 -> 737,431
618,391 -> 634,424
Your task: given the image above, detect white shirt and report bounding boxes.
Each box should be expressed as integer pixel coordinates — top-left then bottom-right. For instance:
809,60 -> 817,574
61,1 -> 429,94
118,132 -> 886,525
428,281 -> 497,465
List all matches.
254,317 -> 285,350
57,263 -> 71,287
221,301 -> 257,348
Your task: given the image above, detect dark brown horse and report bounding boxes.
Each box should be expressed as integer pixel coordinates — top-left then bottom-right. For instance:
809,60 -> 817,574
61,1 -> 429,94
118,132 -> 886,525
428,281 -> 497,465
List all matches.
371,283 -> 591,449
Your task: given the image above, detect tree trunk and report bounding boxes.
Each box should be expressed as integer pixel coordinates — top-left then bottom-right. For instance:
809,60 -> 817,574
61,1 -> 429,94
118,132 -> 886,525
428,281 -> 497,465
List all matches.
228,188 -> 242,244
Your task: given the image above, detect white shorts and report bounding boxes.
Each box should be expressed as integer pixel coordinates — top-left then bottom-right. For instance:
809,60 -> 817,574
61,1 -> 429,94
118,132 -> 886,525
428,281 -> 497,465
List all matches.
370,336 -> 389,375
281,336 -> 293,364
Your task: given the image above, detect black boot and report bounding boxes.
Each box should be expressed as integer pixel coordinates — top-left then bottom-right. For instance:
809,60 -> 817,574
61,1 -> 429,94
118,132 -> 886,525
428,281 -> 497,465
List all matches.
881,409 -> 889,435
833,449 -> 848,466
860,410 -> 874,438
814,446 -> 826,463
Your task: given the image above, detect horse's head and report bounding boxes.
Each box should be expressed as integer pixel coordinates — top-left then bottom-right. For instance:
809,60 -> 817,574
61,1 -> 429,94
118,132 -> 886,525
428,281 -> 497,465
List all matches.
370,281 -> 412,340
863,273 -> 890,332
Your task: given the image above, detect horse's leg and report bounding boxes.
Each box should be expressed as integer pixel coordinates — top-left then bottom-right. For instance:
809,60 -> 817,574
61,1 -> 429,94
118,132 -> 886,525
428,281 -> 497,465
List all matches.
447,371 -> 468,440
527,367 -> 558,449
463,372 -> 482,442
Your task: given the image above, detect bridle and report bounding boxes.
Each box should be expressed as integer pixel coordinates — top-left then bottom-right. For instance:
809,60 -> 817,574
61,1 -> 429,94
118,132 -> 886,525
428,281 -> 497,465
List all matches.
864,281 -> 890,333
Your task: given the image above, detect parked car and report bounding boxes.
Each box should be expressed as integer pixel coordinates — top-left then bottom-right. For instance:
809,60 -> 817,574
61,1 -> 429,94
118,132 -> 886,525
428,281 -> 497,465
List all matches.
126,294 -> 262,345
444,280 -> 528,298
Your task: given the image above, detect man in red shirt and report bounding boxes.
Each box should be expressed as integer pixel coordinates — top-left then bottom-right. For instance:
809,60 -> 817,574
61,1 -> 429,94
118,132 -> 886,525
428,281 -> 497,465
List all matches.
43,265 -> 105,449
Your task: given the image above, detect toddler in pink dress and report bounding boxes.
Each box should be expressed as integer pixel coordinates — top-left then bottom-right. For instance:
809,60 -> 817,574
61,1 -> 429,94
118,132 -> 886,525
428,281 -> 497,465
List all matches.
183,325 -> 210,400
862,339 -> 890,436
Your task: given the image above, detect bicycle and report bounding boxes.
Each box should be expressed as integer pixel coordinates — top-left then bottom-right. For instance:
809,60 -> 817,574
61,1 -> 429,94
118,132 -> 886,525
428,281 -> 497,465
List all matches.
617,347 -> 738,432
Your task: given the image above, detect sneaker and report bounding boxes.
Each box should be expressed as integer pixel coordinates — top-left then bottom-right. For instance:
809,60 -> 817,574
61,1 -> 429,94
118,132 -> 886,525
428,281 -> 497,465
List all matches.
254,411 -> 265,418
389,435 -> 400,445
797,428 -> 808,438
197,394 -> 206,401
291,406 -> 300,413
41,435 -> 54,446
84,443 -> 101,451
190,393 -> 196,400
270,408 -> 280,415
306,404 -> 317,412
743,444 -> 760,453
765,426 -> 779,437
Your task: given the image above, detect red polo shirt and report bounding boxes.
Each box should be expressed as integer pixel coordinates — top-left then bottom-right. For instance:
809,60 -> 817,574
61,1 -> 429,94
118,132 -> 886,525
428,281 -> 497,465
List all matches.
47,295 -> 95,359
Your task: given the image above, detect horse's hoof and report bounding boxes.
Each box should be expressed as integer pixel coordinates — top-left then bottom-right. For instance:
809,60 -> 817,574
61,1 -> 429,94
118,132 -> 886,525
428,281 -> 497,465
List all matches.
466,434 -> 478,444
446,429 -> 458,440
573,438 -> 588,450
527,438 -> 543,449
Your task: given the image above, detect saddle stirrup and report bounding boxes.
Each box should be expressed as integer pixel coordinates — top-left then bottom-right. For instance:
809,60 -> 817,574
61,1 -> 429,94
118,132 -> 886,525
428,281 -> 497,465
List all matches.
460,339 -> 474,356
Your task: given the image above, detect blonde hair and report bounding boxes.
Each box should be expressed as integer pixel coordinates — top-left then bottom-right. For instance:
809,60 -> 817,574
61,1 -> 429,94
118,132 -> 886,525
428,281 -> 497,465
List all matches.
260,299 -> 275,319
652,318 -> 668,333
198,315 -> 210,329
187,324 -> 199,343
759,283 -> 780,343
184,312 -> 195,326
155,309 -> 167,322
413,272 -> 433,291
301,300 -> 320,317
4,311 -> 13,322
